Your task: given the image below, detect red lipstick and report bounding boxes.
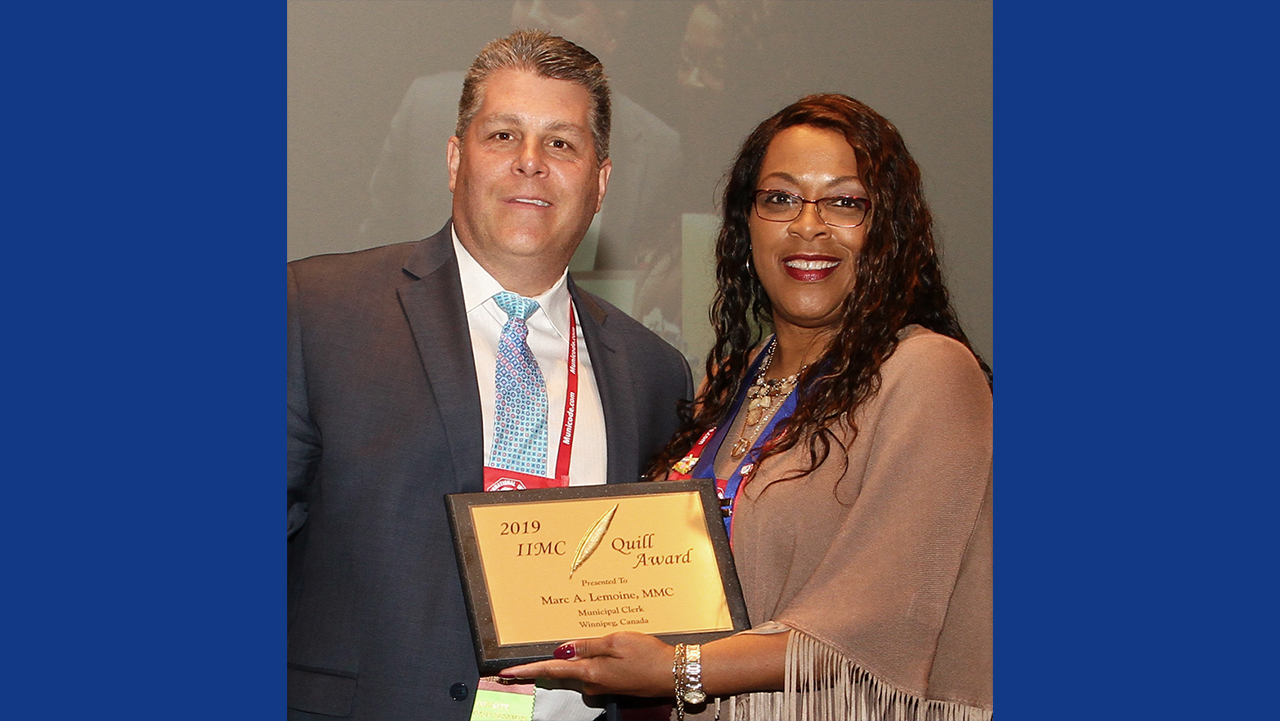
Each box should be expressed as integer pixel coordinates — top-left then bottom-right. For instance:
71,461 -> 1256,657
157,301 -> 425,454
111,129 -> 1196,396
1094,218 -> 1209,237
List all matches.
782,254 -> 840,282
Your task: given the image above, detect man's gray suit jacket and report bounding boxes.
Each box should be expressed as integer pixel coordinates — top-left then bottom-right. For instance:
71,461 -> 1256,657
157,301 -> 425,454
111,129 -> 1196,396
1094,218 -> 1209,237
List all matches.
287,223 -> 693,720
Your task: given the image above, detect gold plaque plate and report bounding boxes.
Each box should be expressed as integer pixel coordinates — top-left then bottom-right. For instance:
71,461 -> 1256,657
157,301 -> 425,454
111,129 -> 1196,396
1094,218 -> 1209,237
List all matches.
446,480 -> 749,674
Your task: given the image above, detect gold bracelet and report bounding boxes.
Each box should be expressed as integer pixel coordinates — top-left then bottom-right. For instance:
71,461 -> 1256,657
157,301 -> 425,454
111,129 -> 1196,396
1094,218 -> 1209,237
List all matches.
673,642 -> 705,721
673,643 -> 686,721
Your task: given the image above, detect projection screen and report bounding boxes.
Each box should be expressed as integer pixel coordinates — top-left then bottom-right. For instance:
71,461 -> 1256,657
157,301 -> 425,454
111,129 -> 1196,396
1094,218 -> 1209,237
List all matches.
288,0 -> 992,376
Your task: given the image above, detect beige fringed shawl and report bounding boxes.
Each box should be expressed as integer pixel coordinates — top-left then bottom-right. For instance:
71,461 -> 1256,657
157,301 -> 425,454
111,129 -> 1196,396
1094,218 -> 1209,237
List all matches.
688,326 -> 993,720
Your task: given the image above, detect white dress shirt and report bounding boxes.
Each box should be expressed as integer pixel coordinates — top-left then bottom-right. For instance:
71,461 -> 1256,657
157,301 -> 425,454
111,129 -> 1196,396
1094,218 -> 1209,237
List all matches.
453,231 -> 608,721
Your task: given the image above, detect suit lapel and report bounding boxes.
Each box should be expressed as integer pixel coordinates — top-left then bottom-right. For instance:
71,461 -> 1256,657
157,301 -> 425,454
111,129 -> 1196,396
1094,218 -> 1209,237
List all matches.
397,225 -> 485,493
395,241 -> 639,490
571,279 -> 639,486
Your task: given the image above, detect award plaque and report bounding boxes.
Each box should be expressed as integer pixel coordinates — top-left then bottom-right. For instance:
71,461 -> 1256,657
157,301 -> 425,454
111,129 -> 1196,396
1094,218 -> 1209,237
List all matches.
446,479 -> 750,674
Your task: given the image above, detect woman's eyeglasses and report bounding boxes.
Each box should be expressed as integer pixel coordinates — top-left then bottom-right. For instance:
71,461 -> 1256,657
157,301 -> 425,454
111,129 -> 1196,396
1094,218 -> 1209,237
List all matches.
753,190 -> 870,228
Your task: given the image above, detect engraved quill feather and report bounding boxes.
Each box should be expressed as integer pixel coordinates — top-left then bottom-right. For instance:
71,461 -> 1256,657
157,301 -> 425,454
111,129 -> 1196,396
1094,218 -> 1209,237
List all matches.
569,503 -> 618,578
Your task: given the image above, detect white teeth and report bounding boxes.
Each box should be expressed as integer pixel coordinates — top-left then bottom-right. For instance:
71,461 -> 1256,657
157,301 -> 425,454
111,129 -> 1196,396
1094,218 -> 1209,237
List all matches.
784,259 -> 839,270
513,198 -> 551,207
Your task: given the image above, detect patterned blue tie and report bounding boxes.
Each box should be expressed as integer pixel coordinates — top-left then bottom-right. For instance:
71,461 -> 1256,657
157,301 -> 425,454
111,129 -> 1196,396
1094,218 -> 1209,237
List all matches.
490,291 -> 548,475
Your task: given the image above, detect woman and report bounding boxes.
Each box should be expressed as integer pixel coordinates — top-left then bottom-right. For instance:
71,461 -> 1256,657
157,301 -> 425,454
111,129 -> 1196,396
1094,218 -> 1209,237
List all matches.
503,94 -> 993,721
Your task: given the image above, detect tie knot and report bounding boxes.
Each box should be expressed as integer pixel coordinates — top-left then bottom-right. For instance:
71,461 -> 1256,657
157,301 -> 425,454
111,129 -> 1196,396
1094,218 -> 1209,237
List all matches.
493,291 -> 540,321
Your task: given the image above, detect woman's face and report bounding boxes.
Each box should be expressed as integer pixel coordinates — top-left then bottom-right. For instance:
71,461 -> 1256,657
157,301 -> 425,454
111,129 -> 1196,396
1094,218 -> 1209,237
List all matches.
749,125 -> 869,336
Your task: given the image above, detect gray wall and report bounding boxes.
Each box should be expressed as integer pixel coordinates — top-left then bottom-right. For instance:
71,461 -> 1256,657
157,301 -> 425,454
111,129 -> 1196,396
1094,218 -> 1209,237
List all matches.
288,1 -> 992,372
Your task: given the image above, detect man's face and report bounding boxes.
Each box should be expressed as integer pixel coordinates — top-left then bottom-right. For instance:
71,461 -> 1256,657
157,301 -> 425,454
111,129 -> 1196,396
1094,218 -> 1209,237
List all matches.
448,67 -> 611,290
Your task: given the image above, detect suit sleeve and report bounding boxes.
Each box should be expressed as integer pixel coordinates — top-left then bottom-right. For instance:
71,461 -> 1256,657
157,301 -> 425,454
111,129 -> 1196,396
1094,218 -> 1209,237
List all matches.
681,351 -> 695,403
288,264 -> 321,539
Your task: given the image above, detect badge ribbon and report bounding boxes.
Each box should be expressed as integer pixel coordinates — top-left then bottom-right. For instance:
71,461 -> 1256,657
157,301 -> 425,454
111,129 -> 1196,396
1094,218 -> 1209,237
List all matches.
474,302 -> 580,721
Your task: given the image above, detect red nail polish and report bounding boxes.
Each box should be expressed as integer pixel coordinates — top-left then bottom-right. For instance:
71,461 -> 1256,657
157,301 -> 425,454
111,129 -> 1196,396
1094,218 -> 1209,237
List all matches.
553,643 -> 575,659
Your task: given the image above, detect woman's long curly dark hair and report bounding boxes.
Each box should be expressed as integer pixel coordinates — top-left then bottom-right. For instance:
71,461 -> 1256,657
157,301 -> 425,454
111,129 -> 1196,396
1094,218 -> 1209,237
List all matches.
646,94 -> 992,481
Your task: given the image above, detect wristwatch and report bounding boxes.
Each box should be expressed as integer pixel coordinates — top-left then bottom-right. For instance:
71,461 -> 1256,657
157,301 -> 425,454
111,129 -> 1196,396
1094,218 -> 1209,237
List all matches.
679,643 -> 705,704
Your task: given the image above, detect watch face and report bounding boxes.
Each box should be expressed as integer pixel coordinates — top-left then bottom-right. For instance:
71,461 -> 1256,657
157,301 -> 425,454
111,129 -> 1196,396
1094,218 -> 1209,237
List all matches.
685,689 -> 707,704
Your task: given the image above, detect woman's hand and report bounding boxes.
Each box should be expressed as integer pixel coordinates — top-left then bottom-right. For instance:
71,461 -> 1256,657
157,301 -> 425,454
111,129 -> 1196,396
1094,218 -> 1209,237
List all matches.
499,632 -> 676,697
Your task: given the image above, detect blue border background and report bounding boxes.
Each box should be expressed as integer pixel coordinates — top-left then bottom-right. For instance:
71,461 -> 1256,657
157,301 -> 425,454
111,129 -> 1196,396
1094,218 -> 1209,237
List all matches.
999,3 -> 1276,719
7,2 -> 1275,719
7,2 -> 278,717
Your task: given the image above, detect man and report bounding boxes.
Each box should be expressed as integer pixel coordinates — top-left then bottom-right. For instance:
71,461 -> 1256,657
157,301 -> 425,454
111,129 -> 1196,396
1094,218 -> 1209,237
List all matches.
288,30 -> 692,721
359,1 -> 687,354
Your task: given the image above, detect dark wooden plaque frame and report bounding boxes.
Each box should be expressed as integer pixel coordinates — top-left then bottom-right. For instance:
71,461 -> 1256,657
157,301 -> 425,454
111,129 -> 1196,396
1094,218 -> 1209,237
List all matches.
446,479 -> 749,675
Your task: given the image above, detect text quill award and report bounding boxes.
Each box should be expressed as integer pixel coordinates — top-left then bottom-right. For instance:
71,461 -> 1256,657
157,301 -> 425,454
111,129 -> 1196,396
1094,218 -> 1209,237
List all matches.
446,479 -> 750,674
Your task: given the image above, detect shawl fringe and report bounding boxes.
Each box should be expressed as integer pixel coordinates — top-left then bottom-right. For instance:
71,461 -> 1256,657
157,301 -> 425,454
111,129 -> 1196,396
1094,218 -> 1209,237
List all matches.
717,631 -> 992,721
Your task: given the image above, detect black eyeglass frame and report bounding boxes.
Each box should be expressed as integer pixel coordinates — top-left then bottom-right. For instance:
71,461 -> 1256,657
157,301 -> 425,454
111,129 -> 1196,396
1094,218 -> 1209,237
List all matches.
752,189 -> 871,228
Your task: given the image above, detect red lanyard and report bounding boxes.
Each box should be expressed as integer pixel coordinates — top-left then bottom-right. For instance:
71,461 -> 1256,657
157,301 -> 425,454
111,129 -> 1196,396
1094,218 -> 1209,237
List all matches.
668,425 -> 744,499
668,427 -> 718,482
483,302 -> 579,492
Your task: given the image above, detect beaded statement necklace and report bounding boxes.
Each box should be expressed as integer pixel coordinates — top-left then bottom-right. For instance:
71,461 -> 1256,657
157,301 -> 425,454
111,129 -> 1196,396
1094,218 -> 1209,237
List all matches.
729,341 -> 805,459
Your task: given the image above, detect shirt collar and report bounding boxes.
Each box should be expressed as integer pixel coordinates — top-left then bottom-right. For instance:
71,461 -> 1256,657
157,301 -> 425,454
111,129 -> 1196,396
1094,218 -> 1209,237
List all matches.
452,226 -> 573,342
